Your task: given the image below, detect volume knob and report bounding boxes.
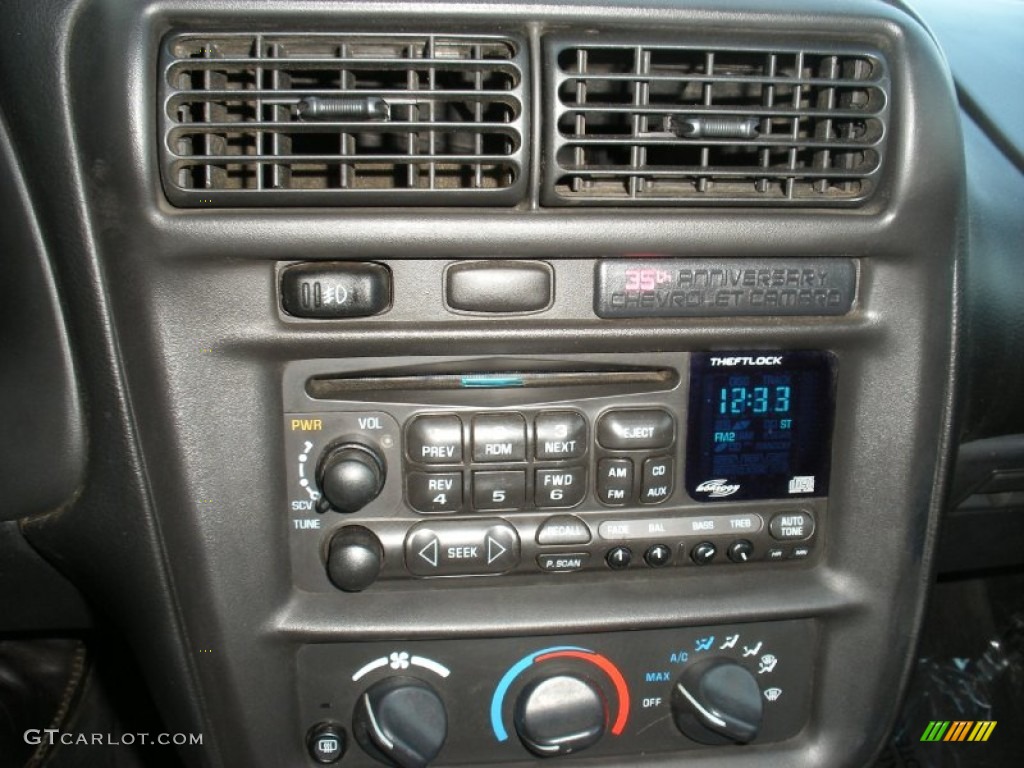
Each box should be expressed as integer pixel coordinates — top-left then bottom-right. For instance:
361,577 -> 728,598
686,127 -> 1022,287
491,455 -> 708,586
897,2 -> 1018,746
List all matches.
317,443 -> 385,513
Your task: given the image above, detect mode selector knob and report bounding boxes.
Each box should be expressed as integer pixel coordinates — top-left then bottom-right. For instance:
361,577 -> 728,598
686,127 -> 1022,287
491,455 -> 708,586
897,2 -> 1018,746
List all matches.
671,657 -> 763,745
317,443 -> 386,513
514,674 -> 607,757
353,677 -> 447,768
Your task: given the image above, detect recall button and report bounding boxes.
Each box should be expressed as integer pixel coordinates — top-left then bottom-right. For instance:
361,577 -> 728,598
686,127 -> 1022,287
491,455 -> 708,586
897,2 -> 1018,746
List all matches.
537,553 -> 590,573
597,409 -> 675,450
769,511 -> 815,541
405,520 -> 520,577
536,515 -> 592,546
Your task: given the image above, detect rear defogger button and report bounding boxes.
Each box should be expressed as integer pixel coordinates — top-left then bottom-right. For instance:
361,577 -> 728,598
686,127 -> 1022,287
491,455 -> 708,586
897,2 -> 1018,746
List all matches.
597,409 -> 675,450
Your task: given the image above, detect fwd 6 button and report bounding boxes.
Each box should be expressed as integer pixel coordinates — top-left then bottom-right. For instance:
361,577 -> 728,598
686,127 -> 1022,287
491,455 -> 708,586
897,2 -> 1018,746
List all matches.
405,520 -> 520,577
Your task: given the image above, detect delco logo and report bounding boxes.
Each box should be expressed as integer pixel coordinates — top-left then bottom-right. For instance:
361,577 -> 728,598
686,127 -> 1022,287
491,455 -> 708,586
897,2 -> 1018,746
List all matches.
710,356 -> 783,367
695,479 -> 741,498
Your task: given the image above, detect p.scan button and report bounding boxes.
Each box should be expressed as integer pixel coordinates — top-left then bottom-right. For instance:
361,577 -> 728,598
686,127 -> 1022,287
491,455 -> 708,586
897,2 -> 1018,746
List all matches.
405,520 -> 520,577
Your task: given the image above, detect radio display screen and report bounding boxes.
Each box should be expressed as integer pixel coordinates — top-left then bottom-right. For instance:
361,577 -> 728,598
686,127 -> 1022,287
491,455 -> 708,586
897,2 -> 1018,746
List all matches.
685,351 -> 836,502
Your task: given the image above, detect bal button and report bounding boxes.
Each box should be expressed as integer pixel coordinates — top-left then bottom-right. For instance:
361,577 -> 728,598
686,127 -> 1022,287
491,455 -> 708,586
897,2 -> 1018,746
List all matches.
644,544 -> 673,568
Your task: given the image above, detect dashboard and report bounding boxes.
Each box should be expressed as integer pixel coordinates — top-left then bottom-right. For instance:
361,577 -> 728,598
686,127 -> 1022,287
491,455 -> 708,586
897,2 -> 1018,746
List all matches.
1,1 -> 1020,767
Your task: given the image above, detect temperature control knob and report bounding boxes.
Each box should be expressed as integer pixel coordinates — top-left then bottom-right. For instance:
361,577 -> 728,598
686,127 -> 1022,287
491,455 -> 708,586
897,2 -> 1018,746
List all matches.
514,674 -> 607,757
317,443 -> 385,513
671,658 -> 763,745
353,677 -> 447,768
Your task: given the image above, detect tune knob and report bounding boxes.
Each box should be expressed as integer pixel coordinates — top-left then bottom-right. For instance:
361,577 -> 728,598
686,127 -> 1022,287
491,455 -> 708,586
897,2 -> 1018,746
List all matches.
352,677 -> 447,768
671,657 -> 763,745
317,443 -> 385,513
514,674 -> 607,757
325,526 -> 383,592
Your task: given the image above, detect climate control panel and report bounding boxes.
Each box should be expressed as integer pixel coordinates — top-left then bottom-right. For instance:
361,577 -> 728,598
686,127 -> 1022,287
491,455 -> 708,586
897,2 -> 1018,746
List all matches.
298,620 -> 814,765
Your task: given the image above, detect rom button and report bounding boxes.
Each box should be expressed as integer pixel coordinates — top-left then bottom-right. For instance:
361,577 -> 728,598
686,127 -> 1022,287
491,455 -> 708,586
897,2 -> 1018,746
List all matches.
405,520 -> 520,577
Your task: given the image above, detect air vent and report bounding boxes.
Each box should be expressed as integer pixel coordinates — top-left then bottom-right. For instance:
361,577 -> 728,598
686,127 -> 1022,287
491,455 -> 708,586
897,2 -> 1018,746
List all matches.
159,33 -> 527,206
544,37 -> 889,206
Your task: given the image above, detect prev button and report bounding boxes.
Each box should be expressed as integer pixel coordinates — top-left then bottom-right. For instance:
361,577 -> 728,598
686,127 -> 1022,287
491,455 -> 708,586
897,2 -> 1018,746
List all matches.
405,520 -> 520,577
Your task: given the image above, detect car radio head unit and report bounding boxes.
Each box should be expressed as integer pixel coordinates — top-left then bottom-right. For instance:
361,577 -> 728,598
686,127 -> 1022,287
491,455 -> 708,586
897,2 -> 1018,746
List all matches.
282,350 -> 835,590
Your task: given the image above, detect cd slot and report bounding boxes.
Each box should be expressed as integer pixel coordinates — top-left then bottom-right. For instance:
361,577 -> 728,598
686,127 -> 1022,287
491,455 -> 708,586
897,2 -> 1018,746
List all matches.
306,364 -> 679,406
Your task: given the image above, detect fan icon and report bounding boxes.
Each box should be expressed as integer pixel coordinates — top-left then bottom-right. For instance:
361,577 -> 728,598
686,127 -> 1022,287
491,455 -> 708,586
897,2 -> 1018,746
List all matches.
389,651 -> 410,670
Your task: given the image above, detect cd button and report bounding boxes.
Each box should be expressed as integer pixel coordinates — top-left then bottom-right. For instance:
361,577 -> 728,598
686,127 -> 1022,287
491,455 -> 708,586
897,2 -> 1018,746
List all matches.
640,456 -> 674,503
597,409 -> 674,450
536,515 -> 592,546
407,415 -> 463,464
473,414 -> 526,462
535,412 -> 587,459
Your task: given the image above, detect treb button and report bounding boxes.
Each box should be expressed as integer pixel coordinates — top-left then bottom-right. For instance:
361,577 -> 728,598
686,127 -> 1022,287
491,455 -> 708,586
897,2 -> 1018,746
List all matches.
536,515 -> 592,546
405,520 -> 520,577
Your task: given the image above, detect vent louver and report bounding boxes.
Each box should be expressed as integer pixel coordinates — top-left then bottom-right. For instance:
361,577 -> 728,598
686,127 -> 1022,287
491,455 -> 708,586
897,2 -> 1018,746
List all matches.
544,38 -> 889,205
160,33 -> 527,206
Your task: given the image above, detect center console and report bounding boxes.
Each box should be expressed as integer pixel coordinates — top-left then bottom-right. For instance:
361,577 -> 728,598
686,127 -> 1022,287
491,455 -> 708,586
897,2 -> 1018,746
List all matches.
13,1 -> 965,767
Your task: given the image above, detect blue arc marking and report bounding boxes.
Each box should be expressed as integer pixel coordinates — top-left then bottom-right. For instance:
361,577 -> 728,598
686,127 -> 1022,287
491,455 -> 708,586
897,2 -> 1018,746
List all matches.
490,646 -> 589,741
